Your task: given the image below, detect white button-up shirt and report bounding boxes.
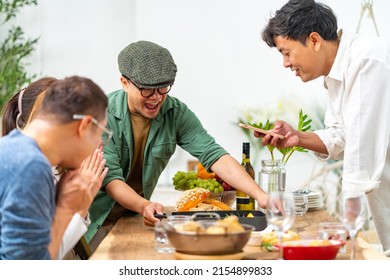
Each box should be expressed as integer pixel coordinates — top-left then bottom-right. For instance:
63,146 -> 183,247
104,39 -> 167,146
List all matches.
314,30 -> 390,194
313,30 -> 390,254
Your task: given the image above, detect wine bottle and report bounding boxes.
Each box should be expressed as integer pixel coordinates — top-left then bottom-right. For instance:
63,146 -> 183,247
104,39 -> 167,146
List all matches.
236,142 -> 255,210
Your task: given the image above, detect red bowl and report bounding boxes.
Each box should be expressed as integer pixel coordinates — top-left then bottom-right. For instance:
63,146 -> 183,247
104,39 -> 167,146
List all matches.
281,239 -> 345,260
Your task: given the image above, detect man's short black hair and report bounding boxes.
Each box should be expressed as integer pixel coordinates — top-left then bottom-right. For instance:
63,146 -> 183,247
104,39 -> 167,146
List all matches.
41,76 -> 108,123
262,0 -> 338,47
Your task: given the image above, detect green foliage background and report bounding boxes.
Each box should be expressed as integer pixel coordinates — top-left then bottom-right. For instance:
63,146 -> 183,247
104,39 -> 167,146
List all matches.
0,0 -> 38,110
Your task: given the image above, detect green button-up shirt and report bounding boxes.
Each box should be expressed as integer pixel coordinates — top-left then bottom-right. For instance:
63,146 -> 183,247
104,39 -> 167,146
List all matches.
85,89 -> 228,242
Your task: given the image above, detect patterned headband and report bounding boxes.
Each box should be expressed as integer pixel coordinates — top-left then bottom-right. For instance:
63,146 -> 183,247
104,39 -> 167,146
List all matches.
15,88 -> 26,130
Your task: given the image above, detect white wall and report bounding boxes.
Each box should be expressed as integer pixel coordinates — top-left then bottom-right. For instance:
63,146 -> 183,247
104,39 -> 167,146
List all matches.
11,0 -> 390,189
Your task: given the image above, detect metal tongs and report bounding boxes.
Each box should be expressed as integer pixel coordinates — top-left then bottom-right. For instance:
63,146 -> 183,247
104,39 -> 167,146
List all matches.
154,213 -> 167,219
154,212 -> 221,220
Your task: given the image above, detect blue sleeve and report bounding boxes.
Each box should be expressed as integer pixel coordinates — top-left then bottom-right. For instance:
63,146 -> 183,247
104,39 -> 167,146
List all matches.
0,161 -> 55,260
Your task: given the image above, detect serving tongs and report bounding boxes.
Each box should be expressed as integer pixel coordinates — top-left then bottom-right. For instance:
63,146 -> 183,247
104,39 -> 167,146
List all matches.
154,213 -> 167,219
154,212 -> 221,220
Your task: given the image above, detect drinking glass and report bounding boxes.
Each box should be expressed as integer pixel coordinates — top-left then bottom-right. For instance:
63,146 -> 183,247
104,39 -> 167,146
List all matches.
154,215 -> 191,253
318,222 -> 347,254
154,220 -> 174,253
265,191 -> 295,259
292,192 -> 308,216
338,191 -> 368,260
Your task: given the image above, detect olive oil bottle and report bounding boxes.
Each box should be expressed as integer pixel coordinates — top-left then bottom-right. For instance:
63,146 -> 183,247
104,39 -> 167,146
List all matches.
236,142 -> 255,210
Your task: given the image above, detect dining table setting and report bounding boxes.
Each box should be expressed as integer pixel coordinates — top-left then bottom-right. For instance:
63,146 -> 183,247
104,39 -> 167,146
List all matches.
89,203 -> 388,260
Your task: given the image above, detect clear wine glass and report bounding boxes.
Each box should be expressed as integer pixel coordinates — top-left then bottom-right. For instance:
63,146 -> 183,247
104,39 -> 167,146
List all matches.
338,191 -> 368,260
265,191 -> 295,260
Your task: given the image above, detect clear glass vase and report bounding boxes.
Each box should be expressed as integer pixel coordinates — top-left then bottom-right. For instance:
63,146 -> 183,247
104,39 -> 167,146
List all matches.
278,161 -> 286,192
258,159 -> 286,193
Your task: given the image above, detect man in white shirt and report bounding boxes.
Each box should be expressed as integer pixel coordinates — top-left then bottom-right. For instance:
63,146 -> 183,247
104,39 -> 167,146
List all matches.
259,0 -> 390,256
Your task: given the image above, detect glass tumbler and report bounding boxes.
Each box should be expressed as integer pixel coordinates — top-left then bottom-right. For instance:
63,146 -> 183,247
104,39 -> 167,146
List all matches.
293,193 -> 308,216
154,215 -> 191,253
318,222 -> 347,254
154,220 -> 174,253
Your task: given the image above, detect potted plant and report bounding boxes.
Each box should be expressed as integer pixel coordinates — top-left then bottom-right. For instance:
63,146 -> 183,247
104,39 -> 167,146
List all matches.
241,109 -> 312,192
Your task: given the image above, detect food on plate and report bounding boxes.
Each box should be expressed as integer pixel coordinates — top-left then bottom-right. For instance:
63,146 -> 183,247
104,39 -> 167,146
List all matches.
208,190 -> 236,208
174,215 -> 245,234
188,201 -> 231,211
260,230 -> 300,252
172,163 -> 235,192
172,170 -> 224,192
175,188 -> 232,211
280,239 -> 332,248
247,213 -> 254,218
175,188 -> 211,211
172,170 -> 198,190
174,221 -> 206,233
307,239 -> 332,247
197,162 -> 216,179
221,181 -> 234,191
201,199 -> 232,210
211,215 -> 245,233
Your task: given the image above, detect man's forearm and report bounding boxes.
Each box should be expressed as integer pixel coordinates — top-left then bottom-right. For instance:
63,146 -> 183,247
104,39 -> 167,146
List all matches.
297,131 -> 328,155
106,179 -> 150,214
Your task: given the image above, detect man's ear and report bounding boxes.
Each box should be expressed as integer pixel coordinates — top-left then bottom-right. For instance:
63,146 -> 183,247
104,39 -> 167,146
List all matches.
308,32 -> 322,51
76,115 -> 92,138
120,76 -> 130,90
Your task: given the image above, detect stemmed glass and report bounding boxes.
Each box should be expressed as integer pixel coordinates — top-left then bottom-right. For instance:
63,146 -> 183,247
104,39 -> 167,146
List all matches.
265,191 -> 295,260
338,191 -> 368,260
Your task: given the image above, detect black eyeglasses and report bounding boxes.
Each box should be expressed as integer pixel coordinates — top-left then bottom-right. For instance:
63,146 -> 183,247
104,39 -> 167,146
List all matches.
123,75 -> 173,98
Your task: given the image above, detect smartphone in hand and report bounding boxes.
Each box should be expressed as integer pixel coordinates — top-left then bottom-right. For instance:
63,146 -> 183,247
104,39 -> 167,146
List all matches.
239,123 -> 285,139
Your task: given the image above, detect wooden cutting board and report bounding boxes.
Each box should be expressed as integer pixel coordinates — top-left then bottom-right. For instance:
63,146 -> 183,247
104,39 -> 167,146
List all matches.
173,251 -> 246,260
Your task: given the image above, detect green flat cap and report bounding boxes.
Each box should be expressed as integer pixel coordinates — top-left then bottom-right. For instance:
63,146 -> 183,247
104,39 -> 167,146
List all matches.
118,41 -> 177,88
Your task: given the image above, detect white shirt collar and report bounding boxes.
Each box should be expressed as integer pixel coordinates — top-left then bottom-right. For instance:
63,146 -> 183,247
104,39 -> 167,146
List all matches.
324,29 -> 352,88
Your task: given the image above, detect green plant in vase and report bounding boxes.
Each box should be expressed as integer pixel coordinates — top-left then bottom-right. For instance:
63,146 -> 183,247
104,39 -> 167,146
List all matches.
248,109 -> 312,192
275,109 -> 312,164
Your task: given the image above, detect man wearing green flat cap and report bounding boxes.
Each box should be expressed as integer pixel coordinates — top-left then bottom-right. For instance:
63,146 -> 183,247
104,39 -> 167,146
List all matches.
85,40 -> 268,252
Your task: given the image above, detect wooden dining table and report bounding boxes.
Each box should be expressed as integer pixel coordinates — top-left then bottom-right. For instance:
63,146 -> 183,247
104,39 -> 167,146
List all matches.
89,208 -> 387,260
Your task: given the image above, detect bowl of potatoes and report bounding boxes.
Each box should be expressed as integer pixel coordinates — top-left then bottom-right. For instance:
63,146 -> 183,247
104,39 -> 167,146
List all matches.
166,214 -> 254,255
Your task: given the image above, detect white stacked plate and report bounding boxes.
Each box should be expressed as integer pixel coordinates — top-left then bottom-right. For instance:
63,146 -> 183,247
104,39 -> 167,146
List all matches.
306,191 -> 324,210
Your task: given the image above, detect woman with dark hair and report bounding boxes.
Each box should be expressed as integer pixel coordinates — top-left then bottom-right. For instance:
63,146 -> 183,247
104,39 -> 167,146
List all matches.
1,77 -> 57,136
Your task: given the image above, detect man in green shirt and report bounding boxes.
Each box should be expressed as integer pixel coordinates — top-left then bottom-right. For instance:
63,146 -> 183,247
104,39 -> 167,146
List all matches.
86,41 -> 268,251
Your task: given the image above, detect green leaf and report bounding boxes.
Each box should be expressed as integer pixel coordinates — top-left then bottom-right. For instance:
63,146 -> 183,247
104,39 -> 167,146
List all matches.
0,0 -> 38,110
0,0 -> 38,23
242,109 -> 312,164
277,109 -> 312,163
249,120 -> 276,160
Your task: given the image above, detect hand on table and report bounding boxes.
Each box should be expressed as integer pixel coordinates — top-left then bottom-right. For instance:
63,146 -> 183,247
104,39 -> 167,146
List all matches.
143,202 -> 164,227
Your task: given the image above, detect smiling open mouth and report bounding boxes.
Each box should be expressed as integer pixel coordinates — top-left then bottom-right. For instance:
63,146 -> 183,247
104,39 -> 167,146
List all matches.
145,103 -> 158,110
